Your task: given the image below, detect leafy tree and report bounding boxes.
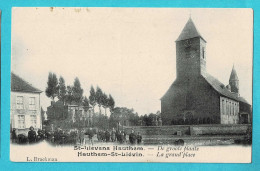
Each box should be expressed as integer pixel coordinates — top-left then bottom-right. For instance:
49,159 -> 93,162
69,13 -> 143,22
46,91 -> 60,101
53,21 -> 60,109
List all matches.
66,86 -> 73,105
109,107 -> 139,128
72,77 -> 84,104
101,93 -> 108,115
58,76 -> 66,104
83,96 -> 90,109
89,85 -> 96,113
45,72 -> 59,101
95,86 -> 103,115
108,94 -> 115,112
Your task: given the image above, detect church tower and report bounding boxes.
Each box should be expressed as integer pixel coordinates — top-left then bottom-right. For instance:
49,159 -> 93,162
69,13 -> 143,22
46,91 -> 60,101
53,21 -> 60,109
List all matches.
229,65 -> 239,94
175,18 -> 207,81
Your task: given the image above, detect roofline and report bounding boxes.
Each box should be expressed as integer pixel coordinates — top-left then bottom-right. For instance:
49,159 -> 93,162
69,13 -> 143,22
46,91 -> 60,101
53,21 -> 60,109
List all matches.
11,72 -> 43,93
175,36 -> 207,43
201,75 -> 250,105
11,90 -> 43,93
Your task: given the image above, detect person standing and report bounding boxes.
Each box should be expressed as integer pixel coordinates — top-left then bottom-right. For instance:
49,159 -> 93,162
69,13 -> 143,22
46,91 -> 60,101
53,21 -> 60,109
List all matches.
97,130 -> 101,141
28,126 -> 37,144
129,129 -> 136,145
105,129 -> 110,142
88,127 -> 94,145
79,129 -> 84,145
84,128 -> 89,145
111,128 -> 116,142
136,132 -> 142,144
11,128 -> 17,143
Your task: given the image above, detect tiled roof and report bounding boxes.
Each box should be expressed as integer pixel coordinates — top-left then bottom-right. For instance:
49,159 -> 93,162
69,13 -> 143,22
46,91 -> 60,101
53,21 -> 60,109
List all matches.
176,18 -> 206,42
161,73 -> 250,105
11,72 -> 42,93
202,73 -> 249,104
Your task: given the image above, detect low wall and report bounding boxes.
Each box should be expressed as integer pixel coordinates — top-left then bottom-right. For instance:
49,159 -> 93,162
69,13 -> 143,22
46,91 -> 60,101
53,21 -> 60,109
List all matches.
124,125 -> 190,136
190,124 -> 250,136
124,124 -> 251,136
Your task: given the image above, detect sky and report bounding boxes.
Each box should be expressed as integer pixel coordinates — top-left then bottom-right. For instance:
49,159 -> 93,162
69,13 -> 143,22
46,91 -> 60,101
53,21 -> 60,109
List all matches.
11,8 -> 253,115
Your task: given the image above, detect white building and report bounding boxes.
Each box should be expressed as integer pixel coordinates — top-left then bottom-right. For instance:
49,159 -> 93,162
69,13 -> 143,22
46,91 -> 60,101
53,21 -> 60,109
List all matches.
11,73 -> 42,135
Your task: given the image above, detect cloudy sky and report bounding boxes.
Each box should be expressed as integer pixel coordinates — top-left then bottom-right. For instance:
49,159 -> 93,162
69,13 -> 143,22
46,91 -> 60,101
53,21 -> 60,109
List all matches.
11,8 -> 253,115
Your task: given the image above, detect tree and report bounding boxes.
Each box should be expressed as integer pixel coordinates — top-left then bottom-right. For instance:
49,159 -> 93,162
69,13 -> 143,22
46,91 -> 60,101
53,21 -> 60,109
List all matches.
108,94 -> 115,112
89,85 -> 96,113
83,96 -> 90,109
95,86 -> 103,115
66,86 -> 73,105
109,107 -> 139,128
101,93 -> 108,116
45,72 -> 59,101
58,76 -> 66,104
72,77 -> 84,104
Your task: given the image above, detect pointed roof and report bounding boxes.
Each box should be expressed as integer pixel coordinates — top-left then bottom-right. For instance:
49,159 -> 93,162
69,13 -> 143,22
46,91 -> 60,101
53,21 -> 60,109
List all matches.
229,65 -> 239,81
202,73 -> 248,104
11,72 -> 42,93
176,18 -> 206,42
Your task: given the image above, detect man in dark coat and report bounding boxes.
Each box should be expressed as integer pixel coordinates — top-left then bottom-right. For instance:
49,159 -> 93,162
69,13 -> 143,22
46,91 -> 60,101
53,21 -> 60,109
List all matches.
101,130 -> 105,142
136,132 -> 142,144
105,129 -> 110,142
111,128 -> 116,142
129,129 -> 136,145
11,128 -> 17,143
28,126 -> 37,144
88,128 -> 94,145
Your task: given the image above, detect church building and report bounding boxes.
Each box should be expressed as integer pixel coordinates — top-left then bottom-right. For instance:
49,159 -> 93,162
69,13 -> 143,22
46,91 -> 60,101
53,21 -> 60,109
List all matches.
161,18 -> 251,125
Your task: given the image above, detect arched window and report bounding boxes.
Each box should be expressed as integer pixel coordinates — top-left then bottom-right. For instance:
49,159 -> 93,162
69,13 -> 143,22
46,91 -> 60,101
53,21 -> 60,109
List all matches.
202,47 -> 205,59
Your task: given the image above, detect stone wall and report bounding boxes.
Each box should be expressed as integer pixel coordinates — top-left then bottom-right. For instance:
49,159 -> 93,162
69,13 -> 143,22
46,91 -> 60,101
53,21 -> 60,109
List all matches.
124,124 -> 251,136
124,125 -> 190,136
190,124 -> 250,136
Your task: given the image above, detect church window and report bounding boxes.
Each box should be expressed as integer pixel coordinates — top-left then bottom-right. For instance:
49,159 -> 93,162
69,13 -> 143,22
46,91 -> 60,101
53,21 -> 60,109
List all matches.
229,102 -> 232,115
202,47 -> 205,59
222,99 -> 225,115
231,102 -> 233,115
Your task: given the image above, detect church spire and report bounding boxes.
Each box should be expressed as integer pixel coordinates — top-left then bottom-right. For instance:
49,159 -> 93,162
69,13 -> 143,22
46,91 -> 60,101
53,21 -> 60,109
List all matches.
176,17 -> 206,42
229,64 -> 239,81
229,64 -> 239,94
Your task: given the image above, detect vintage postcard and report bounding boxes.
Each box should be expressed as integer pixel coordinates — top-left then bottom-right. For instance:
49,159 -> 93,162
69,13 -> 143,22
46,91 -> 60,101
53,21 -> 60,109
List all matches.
10,7 -> 252,162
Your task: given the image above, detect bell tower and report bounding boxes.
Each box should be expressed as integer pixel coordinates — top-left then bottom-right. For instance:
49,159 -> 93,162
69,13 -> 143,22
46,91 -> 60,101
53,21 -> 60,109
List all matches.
175,18 -> 207,81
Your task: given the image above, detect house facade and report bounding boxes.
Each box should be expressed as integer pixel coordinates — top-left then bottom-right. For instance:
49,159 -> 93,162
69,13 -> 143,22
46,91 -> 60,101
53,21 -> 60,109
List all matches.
11,73 -> 42,135
161,18 -> 252,125
46,100 -> 93,128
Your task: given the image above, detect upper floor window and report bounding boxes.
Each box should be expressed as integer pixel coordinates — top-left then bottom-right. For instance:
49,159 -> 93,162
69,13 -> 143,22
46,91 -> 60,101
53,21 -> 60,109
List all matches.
18,115 -> 25,129
16,96 -> 24,109
29,97 -> 36,110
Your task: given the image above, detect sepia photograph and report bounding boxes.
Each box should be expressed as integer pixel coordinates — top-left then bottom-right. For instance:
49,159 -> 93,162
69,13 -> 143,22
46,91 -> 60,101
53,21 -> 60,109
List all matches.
10,7 -> 252,162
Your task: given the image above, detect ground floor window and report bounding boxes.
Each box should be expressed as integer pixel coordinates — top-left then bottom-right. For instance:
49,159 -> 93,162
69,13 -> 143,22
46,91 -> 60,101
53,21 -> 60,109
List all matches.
30,115 -> 37,128
18,115 -> 25,129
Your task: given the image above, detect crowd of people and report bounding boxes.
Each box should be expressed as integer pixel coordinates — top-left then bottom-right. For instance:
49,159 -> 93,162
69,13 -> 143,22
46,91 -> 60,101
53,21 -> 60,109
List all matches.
11,126 -> 142,146
96,128 -> 142,144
